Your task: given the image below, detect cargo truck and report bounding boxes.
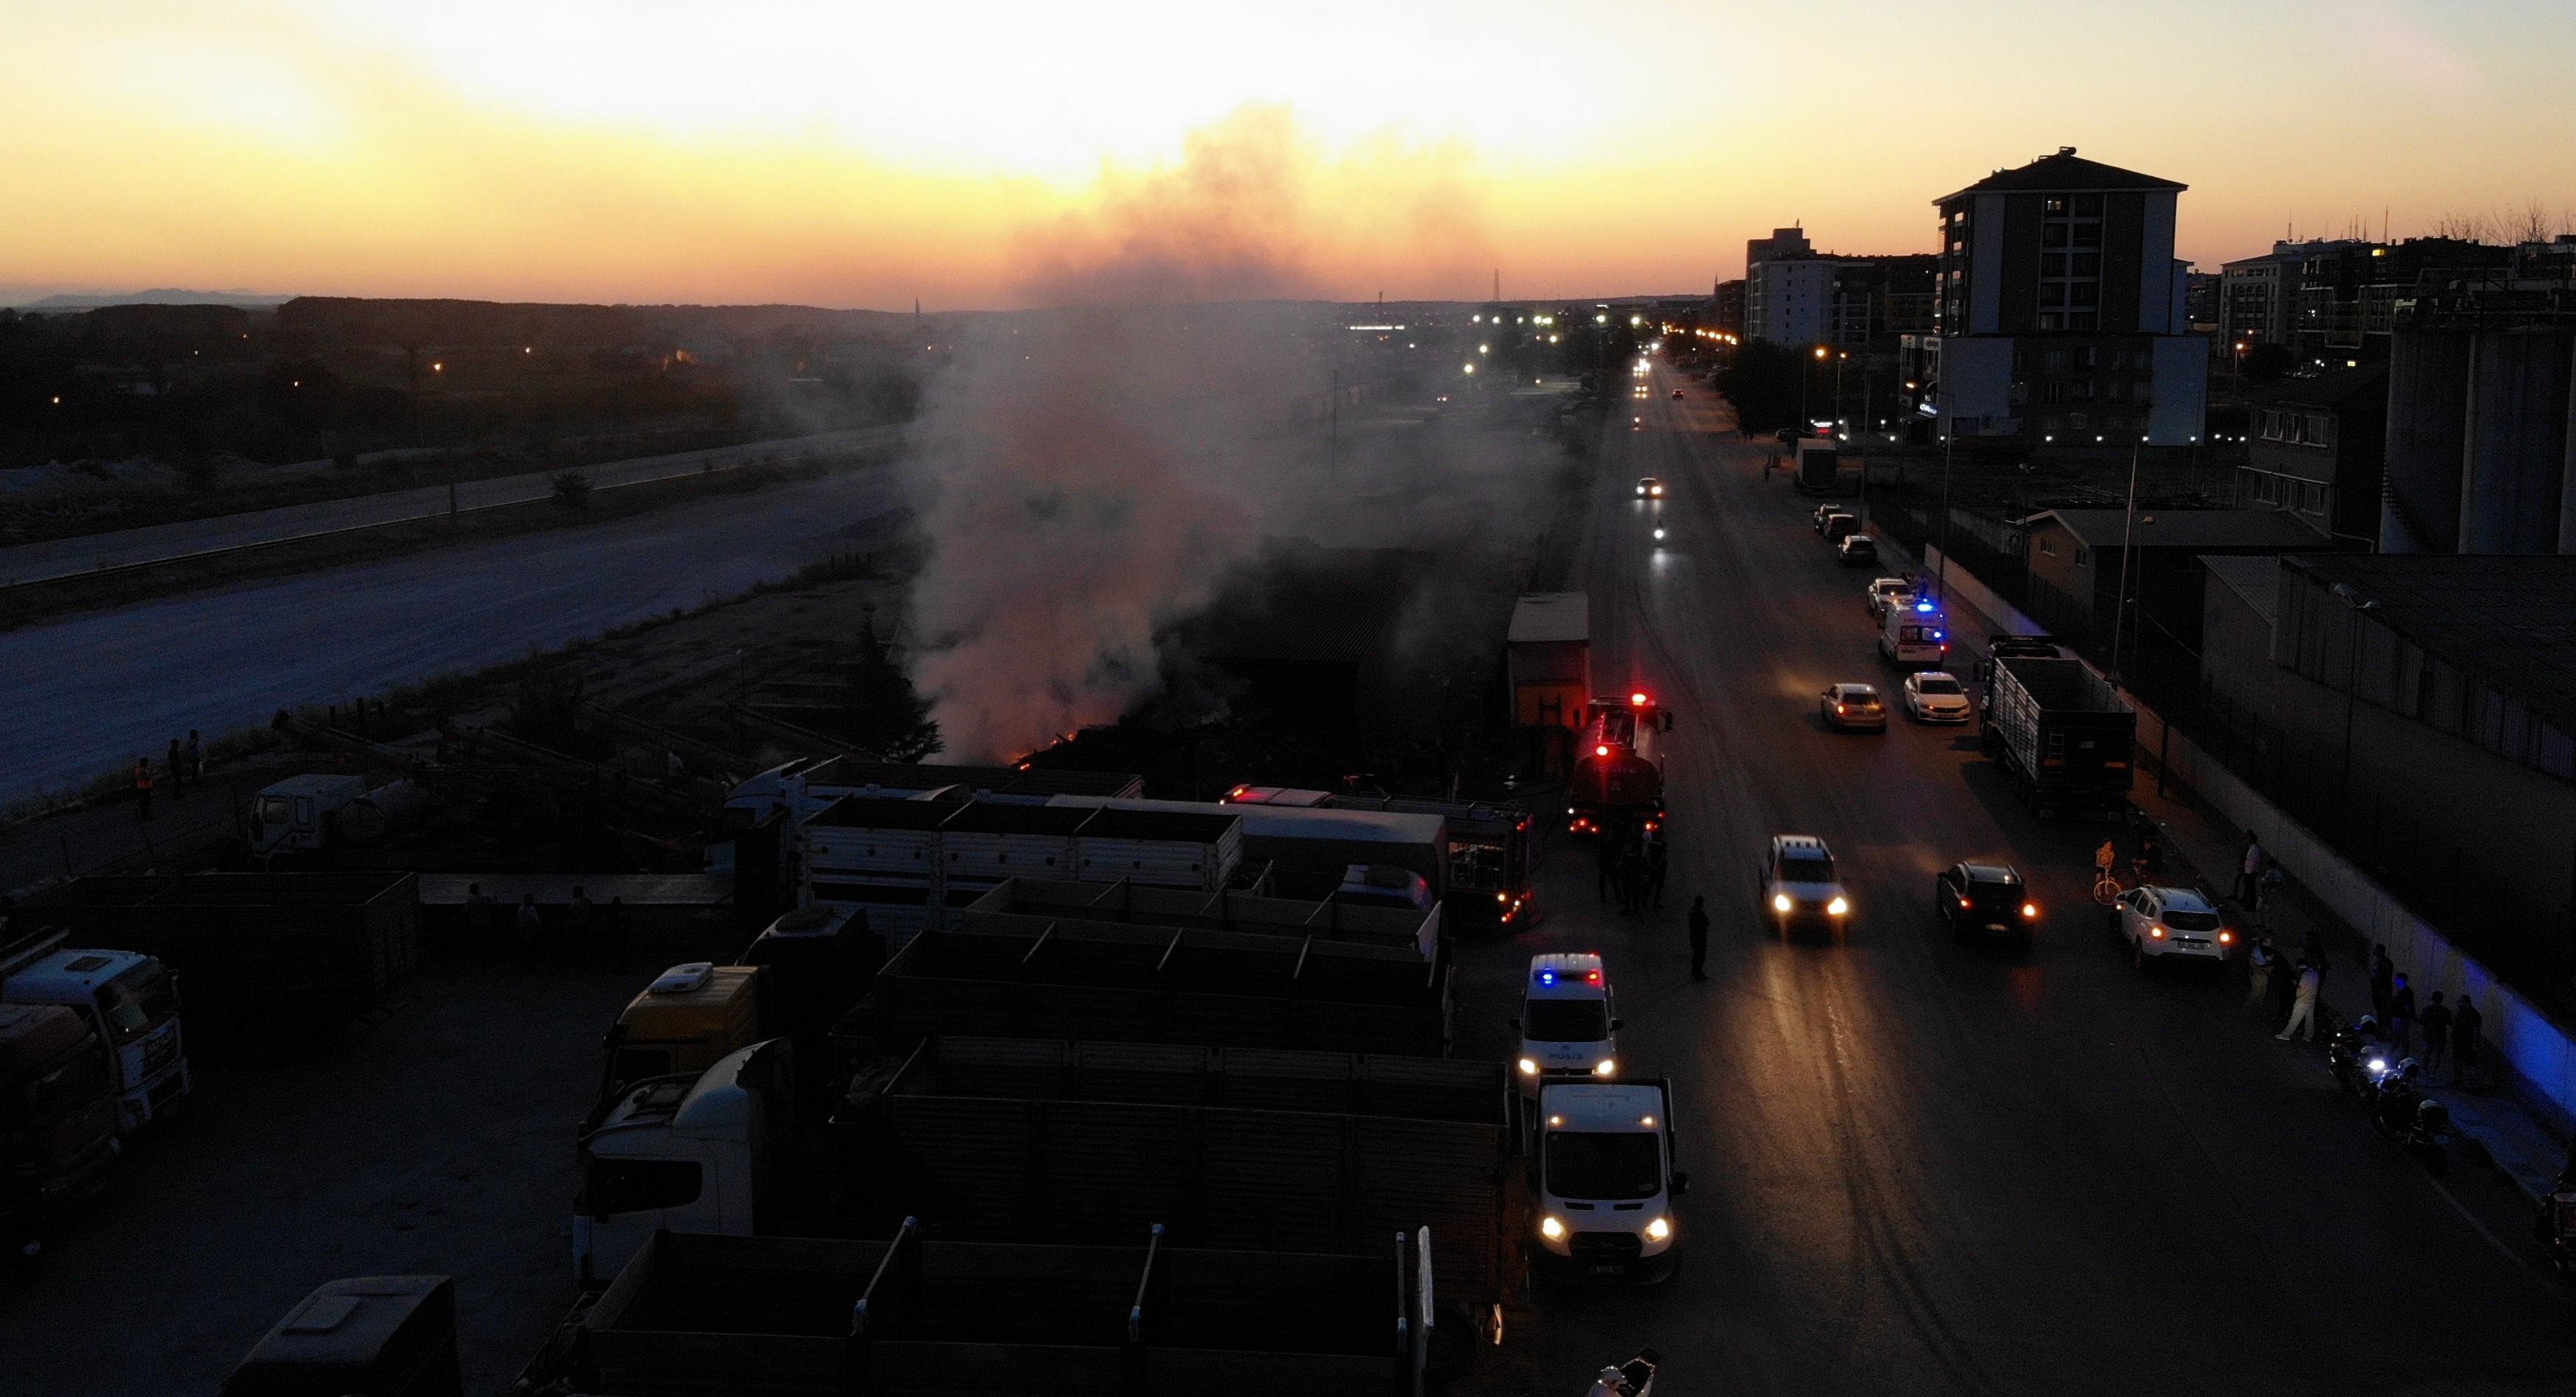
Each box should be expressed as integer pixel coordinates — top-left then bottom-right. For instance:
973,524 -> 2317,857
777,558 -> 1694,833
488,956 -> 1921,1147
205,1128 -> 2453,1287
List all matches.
249,774 -> 428,854
1229,787 -> 1541,931
0,1003 -> 121,1266
0,931 -> 189,1133
1568,694 -> 1671,836
1979,656 -> 2136,820
1793,438 -> 1840,495
14,873 -> 419,1049
574,1032 -> 1509,1303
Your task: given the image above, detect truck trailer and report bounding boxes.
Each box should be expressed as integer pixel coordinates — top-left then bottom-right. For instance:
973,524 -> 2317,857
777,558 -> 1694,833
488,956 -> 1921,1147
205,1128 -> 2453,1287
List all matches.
1793,439 -> 1841,495
1979,656 -> 2136,820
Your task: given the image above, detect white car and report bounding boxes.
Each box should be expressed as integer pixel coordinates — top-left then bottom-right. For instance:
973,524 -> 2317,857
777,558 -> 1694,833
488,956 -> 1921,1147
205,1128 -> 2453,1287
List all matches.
1760,834 -> 1849,932
1866,577 -> 1916,618
1517,953 -> 1619,1098
1902,672 -> 1973,723
2108,885 -> 2234,968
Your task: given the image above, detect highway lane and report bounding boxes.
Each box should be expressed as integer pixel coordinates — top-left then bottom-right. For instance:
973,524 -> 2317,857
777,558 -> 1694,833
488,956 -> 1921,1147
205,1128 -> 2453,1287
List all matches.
0,466 -> 903,803
1457,370 -> 2575,1393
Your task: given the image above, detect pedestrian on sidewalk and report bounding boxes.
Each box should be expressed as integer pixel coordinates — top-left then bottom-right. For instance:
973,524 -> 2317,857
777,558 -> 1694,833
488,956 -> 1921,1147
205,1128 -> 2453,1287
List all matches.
1643,831 -> 1668,909
2237,834 -> 2264,905
2369,944 -> 2394,1025
2133,833 -> 2164,884
2254,865 -> 2284,930
166,738 -> 186,798
2452,996 -> 2483,1088
2245,937 -> 2276,1016
1687,895 -> 1709,981
2268,937 -> 2299,1025
2388,974 -> 2417,1055
2277,959 -> 2321,1041
133,758 -> 155,822
2418,991 -> 2453,1080
184,730 -> 204,789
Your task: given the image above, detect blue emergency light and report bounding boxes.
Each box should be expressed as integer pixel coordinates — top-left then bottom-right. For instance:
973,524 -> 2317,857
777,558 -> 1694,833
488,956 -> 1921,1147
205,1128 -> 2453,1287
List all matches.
1539,969 -> 1556,985
1915,601 -> 1935,613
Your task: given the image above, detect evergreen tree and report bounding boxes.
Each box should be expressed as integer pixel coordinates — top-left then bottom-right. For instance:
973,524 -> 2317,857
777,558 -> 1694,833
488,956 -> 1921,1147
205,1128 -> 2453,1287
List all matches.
846,606 -> 942,761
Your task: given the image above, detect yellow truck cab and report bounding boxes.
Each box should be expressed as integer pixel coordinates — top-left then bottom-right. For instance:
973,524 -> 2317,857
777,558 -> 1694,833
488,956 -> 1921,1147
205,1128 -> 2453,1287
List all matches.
599,963 -> 766,1103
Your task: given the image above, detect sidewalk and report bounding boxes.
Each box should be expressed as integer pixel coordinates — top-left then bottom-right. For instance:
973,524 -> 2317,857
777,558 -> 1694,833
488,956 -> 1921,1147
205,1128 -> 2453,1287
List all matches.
1870,524 -> 2573,1203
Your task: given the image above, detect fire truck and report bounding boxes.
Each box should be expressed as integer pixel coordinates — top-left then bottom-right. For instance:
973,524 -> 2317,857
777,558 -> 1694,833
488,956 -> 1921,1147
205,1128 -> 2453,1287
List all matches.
1567,693 -> 1670,836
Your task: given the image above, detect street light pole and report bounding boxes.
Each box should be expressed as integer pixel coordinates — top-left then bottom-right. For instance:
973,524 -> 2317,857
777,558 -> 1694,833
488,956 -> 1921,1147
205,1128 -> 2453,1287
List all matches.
2332,581 -> 2382,809
1934,423 -> 1955,603
2109,437 -> 2145,683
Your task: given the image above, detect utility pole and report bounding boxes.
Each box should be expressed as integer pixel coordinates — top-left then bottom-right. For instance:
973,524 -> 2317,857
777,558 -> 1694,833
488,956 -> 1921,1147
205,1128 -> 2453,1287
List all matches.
2109,437 -> 2145,683
1934,422 -> 1955,602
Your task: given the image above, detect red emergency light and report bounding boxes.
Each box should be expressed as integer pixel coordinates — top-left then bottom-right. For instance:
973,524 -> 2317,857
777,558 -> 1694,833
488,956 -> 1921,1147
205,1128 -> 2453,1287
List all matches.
1596,745 -> 1610,757
1629,692 -> 1649,706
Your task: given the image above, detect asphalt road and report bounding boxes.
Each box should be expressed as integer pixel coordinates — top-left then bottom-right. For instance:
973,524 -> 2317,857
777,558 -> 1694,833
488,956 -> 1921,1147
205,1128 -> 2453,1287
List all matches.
1455,368 -> 2576,1394
0,466 -> 903,804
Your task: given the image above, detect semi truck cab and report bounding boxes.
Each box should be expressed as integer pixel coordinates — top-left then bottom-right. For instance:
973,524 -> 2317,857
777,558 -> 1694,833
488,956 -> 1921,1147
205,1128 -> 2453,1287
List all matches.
0,935 -> 189,1133
1533,1080 -> 1684,1282
599,963 -> 767,1104
574,1038 -> 793,1282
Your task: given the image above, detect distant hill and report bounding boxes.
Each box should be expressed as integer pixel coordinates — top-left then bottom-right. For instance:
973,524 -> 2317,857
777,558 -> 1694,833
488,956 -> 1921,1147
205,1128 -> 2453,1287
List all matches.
12,288 -> 297,311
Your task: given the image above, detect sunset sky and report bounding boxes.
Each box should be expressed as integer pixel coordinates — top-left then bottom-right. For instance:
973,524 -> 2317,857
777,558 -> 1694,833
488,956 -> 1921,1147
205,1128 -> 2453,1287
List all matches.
7,1 -> 2574,309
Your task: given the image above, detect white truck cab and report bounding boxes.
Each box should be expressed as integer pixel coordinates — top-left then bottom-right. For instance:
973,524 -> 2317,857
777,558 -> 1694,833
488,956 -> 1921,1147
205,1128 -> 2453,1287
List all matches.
572,1038 -> 793,1283
1517,953 -> 1618,1099
1761,835 -> 1850,933
0,935 -> 190,1134
1533,1080 -> 1684,1283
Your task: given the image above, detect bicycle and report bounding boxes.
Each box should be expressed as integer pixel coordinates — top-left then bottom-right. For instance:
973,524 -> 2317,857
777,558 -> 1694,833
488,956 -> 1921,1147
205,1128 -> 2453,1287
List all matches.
2092,868 -> 2124,905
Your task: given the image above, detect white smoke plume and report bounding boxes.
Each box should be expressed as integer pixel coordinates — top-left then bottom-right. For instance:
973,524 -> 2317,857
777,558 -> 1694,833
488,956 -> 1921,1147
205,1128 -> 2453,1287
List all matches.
903,105 -> 1487,761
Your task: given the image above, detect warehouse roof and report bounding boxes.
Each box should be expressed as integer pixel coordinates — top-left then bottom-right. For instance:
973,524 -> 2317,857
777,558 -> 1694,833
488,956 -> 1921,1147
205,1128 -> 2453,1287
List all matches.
2240,361 -> 2389,412
2030,508 -> 2329,551
2200,555 -> 2283,627
2282,555 -> 2576,736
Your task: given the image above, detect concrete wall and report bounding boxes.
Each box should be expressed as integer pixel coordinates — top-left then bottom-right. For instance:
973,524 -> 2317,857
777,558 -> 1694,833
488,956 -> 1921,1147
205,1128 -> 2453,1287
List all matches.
2459,328 -> 2573,554
2135,701 -> 2576,1136
2380,328 -> 2471,554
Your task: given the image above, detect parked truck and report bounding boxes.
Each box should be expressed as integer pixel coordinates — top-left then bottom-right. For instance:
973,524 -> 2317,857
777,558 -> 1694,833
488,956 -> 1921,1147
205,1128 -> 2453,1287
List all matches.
249,774 -> 429,854
0,931 -> 189,1133
1568,694 -> 1672,837
1979,655 -> 2136,820
0,1003 -> 121,1266
1227,787 -> 1542,931
15,873 -> 419,1049
1793,438 -> 1840,495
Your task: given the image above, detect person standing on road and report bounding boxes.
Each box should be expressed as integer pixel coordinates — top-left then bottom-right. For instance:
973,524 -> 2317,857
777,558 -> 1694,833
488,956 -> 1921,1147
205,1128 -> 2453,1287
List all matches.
2452,996 -> 2483,1088
1643,830 -> 1668,909
2418,990 -> 2452,1081
2369,945 -> 2394,1027
1595,834 -> 1618,904
2237,834 -> 2265,905
515,893 -> 543,968
2276,959 -> 2321,1042
183,730 -> 204,789
2245,937 -> 2276,1016
133,757 -> 155,822
166,738 -> 186,798
2388,974 -> 2417,1055
2094,837 -> 2117,890
1687,895 -> 1709,982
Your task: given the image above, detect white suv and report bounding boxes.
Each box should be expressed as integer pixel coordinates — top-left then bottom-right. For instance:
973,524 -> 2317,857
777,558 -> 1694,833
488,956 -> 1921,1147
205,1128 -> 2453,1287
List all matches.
2108,885 -> 2234,968
1760,835 -> 1849,933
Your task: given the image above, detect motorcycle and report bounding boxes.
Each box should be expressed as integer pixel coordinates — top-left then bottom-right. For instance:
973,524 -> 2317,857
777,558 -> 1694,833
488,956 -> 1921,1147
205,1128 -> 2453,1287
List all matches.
2535,1176 -> 2576,1277
2327,1017 -> 2396,1107
2367,1060 -> 2451,1175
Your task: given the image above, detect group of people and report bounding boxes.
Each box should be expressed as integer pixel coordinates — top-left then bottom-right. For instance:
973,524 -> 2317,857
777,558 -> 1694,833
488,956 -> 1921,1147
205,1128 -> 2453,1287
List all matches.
1592,820 -> 1668,915
2251,930 -> 2486,1088
463,882 -> 635,969
131,730 -> 205,822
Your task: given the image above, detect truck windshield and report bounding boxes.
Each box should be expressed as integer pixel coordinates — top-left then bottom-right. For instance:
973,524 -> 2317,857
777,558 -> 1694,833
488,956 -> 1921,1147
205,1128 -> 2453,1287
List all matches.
1595,712 -> 1635,745
1525,999 -> 1609,1044
1779,857 -> 1835,884
1545,1131 -> 1662,1201
257,795 -> 293,828
97,965 -> 177,1044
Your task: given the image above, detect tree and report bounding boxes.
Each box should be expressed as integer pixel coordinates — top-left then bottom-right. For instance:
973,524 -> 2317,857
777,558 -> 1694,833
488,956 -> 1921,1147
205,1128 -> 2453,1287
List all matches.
845,607 -> 942,762
1716,340 -> 1807,434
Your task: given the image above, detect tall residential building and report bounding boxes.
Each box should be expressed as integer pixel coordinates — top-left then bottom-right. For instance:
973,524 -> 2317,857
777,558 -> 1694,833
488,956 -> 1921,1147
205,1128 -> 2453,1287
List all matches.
2221,239 -> 2346,352
1926,147 -> 2209,446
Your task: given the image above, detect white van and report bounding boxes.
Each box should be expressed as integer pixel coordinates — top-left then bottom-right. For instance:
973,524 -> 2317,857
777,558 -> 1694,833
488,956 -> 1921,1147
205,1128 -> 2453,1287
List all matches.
1880,599 -> 1951,669
1517,953 -> 1618,1099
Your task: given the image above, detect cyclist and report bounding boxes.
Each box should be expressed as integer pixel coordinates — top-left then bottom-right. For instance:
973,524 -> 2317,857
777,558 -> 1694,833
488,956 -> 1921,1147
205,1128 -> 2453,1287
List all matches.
2093,838 -> 2119,899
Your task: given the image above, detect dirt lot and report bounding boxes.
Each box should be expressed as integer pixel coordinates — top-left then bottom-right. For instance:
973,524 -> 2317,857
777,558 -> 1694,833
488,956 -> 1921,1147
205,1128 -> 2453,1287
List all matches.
0,918 -> 748,1396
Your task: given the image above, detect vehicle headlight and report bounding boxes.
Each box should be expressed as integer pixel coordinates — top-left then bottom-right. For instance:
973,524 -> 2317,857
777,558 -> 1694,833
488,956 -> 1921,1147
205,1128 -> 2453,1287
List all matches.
1539,1215 -> 1566,1240
2218,930 -> 2234,944
2150,925 -> 2166,938
1772,894 -> 1793,913
1644,1217 -> 1670,1242
2368,1058 -> 2387,1072
1594,1058 -> 1616,1077
2022,902 -> 2039,919
1827,897 -> 1849,916
1518,1058 -> 1539,1076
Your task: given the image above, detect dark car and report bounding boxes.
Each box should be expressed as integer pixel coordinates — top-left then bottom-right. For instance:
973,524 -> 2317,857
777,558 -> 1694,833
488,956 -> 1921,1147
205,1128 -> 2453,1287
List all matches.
1935,862 -> 2039,946
1821,513 -> 1859,543
1837,535 -> 1879,568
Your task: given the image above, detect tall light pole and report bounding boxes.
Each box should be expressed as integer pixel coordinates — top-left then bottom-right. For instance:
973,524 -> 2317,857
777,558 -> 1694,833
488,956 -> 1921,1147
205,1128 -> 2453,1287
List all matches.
2332,581 -> 2382,809
1833,351 -> 1848,435
2109,435 -> 2147,682
1933,420 -> 1955,603
1804,344 -> 1825,432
